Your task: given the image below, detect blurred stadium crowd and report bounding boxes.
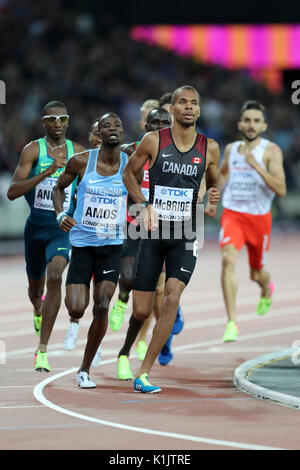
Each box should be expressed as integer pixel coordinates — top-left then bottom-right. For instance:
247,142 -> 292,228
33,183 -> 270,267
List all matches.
0,1 -> 299,213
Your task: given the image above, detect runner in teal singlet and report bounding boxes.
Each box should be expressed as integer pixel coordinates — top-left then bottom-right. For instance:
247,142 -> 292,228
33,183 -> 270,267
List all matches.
7,101 -> 85,372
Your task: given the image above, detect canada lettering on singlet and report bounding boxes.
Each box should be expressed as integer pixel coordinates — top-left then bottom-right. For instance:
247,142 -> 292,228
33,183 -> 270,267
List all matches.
148,128 -> 206,233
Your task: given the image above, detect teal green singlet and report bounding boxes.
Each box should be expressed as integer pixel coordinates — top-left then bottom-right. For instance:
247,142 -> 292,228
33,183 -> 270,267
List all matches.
24,137 -> 77,227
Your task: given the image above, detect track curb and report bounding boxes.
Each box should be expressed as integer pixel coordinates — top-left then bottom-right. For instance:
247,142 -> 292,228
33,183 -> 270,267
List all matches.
234,348 -> 300,410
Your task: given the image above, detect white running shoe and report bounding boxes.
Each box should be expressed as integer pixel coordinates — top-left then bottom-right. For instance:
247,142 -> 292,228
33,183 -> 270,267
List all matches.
64,322 -> 80,351
92,346 -> 102,368
76,371 -> 96,389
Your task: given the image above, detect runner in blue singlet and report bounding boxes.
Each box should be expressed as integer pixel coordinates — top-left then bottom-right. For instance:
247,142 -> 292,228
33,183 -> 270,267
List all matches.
53,113 -> 129,388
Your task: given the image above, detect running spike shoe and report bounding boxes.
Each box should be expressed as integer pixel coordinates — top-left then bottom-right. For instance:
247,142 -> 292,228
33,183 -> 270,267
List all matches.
257,282 -> 274,316
117,355 -> 133,380
109,299 -> 128,331
34,350 -> 51,372
133,373 -> 162,393
223,320 -> 239,342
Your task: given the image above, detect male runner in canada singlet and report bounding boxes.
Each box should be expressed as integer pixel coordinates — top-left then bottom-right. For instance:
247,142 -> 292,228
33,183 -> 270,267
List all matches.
205,101 -> 286,342
122,85 -> 221,393
7,101 -> 85,373
53,113 -> 128,388
110,107 -> 183,380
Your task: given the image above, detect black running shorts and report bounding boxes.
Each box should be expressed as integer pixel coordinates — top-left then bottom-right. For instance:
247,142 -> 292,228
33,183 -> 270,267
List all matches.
66,244 -> 122,287
132,235 -> 198,292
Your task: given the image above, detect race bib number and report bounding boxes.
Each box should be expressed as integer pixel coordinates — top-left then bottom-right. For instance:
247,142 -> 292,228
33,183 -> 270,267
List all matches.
82,193 -> 126,231
34,177 -> 71,211
229,174 -> 257,201
153,185 -> 194,221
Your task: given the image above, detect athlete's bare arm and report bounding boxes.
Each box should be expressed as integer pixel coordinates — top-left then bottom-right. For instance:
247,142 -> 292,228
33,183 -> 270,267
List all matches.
218,144 -> 231,189
74,142 -> 86,154
53,151 -> 89,232
121,142 -> 144,185
202,139 -> 222,217
204,143 -> 230,217
7,141 -> 66,200
205,139 -> 221,202
123,132 -> 158,204
245,143 -> 286,197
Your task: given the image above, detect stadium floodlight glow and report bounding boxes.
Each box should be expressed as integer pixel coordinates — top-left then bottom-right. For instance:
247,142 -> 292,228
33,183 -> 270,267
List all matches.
130,24 -> 300,70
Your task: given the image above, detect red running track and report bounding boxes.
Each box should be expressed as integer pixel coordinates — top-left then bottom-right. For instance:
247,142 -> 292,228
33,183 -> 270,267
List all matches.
1,233 -> 300,450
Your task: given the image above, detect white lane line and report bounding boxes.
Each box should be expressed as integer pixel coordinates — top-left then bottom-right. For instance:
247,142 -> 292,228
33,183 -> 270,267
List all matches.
0,385 -> 36,388
3,301 -> 300,346
1,288 -> 300,332
5,304 -> 300,358
33,361 -> 283,451
0,405 -> 44,409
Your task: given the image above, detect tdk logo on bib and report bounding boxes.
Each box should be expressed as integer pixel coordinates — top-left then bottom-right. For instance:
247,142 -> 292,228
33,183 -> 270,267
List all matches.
153,185 -> 194,221
90,196 -> 117,206
163,188 -> 189,197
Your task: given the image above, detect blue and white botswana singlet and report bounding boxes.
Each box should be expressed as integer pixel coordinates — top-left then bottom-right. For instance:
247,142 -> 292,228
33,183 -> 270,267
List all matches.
70,149 -> 128,247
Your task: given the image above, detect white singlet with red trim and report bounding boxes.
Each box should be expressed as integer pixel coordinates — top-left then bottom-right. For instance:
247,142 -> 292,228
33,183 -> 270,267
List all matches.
222,138 -> 275,215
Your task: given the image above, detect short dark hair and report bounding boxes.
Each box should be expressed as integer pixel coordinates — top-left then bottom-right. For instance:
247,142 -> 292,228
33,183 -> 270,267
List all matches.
240,100 -> 266,120
42,101 -> 67,115
98,112 -> 122,128
171,86 -> 201,106
159,92 -> 172,107
146,107 -> 171,125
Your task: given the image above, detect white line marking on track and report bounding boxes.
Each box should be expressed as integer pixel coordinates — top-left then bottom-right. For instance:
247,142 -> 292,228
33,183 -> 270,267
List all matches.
5,304 -> 300,357
0,385 -> 36,388
0,405 -> 44,409
33,361 -> 284,450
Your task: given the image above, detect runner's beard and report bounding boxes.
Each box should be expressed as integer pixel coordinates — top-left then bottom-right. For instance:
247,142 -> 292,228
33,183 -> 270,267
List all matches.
242,130 -> 262,142
178,118 -> 196,128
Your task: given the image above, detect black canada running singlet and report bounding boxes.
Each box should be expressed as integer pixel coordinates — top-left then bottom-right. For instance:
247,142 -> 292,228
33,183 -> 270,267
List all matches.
149,127 -> 207,225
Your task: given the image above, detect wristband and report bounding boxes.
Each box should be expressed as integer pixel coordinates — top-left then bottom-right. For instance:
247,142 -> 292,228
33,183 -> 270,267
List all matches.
56,211 -> 67,224
140,201 -> 151,209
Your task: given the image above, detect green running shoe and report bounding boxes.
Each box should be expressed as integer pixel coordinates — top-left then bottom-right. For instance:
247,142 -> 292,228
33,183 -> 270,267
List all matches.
117,355 -> 133,380
33,313 -> 42,337
34,350 -> 51,372
223,320 -> 239,342
109,299 -> 128,331
136,340 -> 147,361
257,282 -> 274,316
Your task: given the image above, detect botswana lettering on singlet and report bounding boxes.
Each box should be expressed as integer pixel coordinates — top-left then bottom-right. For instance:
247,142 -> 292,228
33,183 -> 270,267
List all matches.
153,185 -> 194,221
34,177 -> 71,211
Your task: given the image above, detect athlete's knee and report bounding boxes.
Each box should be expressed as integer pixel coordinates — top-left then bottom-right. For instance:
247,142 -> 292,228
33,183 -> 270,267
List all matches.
94,288 -> 115,317
222,252 -> 236,272
165,290 -> 180,312
28,286 -> 43,301
250,269 -> 261,283
65,298 -> 87,320
155,280 -> 164,298
133,306 -> 152,322
94,298 -> 110,317
119,270 -> 132,294
46,270 -> 63,290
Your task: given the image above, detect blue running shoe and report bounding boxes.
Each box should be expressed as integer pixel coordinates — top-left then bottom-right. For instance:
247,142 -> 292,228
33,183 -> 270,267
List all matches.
134,373 -> 162,393
172,305 -> 184,335
158,333 -> 173,366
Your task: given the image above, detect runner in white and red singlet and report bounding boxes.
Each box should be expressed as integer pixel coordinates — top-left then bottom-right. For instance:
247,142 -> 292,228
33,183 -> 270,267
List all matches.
205,100 -> 287,342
